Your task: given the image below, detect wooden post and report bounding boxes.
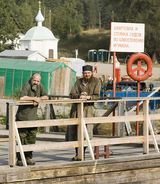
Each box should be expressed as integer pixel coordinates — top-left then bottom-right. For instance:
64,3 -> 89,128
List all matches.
82,119 -> 95,160
9,101 -> 16,167
77,102 -> 84,161
143,99 -> 149,154
15,123 -> 27,166
117,101 -> 125,137
45,104 -> 50,132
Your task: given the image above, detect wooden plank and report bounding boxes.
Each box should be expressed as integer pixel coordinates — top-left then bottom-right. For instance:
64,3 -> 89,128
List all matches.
77,103 -> 84,161
82,119 -> 95,160
0,76 -> 4,96
3,157 -> 160,183
45,104 -> 50,132
117,101 -> 125,137
16,115 -> 144,129
90,136 -> 145,146
16,141 -> 78,152
60,67 -> 65,95
15,123 -> 27,166
51,70 -> 56,94
16,118 -> 78,128
64,67 -> 71,95
149,114 -> 160,120
154,135 -> 160,141
84,115 -> 144,124
55,68 -> 61,95
14,99 -> 87,105
143,100 -> 149,154
9,102 -> 16,167
148,118 -> 159,153
0,138 -> 9,142
16,136 -> 144,152
14,96 -> 160,106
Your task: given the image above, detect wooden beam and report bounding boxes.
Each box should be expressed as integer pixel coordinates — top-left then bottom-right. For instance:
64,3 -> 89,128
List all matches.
84,115 -> 144,124
16,141 -> 78,152
16,136 -> 145,152
14,96 -> 160,106
83,119 -> 95,160
15,123 -> 27,166
15,115 -> 146,129
143,100 -> 149,154
9,102 -> 16,167
45,104 -> 50,132
16,118 -> 78,128
77,103 -> 84,161
149,114 -> 160,120
0,138 -> 9,142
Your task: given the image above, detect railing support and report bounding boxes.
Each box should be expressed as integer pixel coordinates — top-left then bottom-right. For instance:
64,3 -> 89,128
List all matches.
143,99 -> 149,154
77,102 -> 84,161
9,101 -> 16,167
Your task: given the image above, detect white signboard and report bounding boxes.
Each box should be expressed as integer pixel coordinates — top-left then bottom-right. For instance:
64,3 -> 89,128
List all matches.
110,22 -> 145,52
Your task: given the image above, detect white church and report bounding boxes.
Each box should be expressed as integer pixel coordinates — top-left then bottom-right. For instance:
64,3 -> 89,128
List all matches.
0,3 -> 59,61
0,2 -> 85,76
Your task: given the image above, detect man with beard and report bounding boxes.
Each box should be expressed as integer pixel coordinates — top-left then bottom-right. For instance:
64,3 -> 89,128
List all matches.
16,73 -> 48,166
65,65 -> 101,161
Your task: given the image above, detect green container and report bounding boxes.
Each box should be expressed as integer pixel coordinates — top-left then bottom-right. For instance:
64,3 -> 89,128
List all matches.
98,49 -> 109,62
0,58 -> 76,96
88,50 -> 97,62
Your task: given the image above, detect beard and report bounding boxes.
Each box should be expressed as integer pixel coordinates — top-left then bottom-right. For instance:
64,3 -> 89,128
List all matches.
83,74 -> 93,83
32,85 -> 38,91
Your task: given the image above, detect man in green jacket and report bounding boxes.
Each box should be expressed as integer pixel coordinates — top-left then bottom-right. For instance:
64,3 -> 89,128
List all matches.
16,73 -> 48,166
65,65 -> 101,161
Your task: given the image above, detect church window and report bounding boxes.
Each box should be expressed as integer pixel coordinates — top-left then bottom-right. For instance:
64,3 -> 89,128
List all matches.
49,49 -> 54,58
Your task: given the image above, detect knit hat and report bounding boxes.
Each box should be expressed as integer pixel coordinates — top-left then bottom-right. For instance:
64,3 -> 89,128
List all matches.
82,65 -> 93,72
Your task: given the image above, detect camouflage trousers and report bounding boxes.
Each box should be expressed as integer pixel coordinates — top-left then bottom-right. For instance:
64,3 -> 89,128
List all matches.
16,128 -> 37,162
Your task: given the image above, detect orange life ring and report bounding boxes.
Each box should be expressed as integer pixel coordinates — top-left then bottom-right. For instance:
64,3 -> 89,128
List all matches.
127,53 -> 152,81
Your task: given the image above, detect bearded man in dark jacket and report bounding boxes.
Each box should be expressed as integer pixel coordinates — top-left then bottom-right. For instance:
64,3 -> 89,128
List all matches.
65,65 -> 101,161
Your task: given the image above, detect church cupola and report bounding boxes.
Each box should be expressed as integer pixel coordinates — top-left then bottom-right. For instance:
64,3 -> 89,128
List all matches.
35,1 -> 44,27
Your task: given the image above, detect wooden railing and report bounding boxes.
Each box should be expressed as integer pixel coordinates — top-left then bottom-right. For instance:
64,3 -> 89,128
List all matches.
8,97 -> 160,167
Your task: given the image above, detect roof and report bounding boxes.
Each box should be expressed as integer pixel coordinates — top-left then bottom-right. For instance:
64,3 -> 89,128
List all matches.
20,26 -> 58,41
0,58 -> 76,73
0,50 -> 46,58
65,58 -> 85,62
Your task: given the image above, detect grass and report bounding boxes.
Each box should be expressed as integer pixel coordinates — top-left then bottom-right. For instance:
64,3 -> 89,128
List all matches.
0,115 -> 6,125
154,78 -> 160,81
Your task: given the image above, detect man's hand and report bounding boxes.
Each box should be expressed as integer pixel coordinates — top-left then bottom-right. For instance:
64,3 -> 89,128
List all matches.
20,96 -> 48,106
34,97 -> 41,104
79,95 -> 91,99
81,92 -> 88,96
33,102 -> 38,106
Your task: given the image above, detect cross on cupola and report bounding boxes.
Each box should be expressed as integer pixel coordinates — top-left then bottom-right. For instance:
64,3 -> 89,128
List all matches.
38,1 -> 41,10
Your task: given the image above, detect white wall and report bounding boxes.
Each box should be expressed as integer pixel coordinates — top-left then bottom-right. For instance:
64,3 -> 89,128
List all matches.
21,39 -> 58,59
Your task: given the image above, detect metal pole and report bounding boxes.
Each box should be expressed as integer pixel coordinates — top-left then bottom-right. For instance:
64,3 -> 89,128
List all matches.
137,59 -> 141,136
137,81 -> 140,136
113,52 -> 116,136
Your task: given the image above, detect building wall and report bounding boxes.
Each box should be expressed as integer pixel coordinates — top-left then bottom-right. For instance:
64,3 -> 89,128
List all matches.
20,40 -> 58,59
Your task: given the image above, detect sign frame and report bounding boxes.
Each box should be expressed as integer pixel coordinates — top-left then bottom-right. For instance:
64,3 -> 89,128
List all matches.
110,22 -> 145,53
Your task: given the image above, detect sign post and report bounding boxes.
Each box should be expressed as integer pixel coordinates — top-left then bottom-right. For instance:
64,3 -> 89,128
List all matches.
110,22 -> 145,136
